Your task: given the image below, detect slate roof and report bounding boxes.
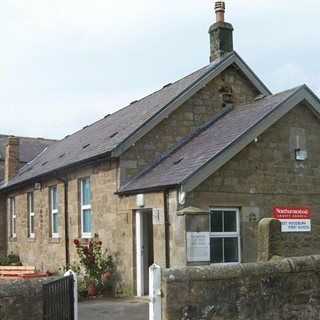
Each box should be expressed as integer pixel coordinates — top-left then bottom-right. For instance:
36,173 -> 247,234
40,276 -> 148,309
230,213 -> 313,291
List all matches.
0,135 -> 55,164
2,51 -> 270,190
118,86 -> 307,194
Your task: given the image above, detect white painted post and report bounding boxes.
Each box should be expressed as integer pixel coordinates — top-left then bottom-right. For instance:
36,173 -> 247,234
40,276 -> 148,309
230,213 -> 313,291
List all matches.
149,264 -> 162,320
64,269 -> 78,320
136,212 -> 144,296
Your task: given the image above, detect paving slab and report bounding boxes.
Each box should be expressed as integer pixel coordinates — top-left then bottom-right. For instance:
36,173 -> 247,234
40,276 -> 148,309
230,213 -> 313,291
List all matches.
78,296 -> 149,320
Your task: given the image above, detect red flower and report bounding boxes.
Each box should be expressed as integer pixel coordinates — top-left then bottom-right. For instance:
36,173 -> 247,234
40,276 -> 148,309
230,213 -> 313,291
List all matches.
98,241 -> 103,246
103,272 -> 112,280
83,246 -> 89,254
73,239 -> 80,246
90,255 -> 96,263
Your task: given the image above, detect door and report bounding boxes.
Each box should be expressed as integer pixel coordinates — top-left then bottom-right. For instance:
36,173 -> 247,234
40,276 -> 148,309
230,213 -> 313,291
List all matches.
136,210 -> 154,296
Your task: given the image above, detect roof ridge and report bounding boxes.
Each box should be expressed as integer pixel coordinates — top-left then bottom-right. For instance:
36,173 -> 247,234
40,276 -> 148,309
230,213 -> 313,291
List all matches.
0,133 -> 57,141
119,105 -> 234,192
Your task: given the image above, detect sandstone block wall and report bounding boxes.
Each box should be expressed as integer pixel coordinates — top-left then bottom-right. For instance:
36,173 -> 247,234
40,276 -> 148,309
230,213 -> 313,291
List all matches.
7,177 -> 66,273
0,277 -> 59,320
162,255 -> 320,320
185,103 -> 320,261
6,159 -> 147,296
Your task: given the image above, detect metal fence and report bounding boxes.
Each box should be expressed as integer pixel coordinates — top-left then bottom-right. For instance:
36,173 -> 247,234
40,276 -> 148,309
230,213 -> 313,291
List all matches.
43,274 -> 74,320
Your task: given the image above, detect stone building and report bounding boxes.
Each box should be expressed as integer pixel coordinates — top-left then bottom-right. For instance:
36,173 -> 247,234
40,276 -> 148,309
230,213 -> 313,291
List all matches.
0,135 -> 55,257
1,2 -> 320,296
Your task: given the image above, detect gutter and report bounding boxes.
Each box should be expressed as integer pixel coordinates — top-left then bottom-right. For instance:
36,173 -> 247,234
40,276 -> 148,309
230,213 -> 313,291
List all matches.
54,173 -> 70,266
0,151 -> 112,193
116,184 -> 179,196
163,191 -> 170,268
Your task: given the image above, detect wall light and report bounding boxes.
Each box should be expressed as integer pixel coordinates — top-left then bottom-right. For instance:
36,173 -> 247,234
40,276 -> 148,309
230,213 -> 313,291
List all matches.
34,182 -> 42,190
295,149 -> 308,161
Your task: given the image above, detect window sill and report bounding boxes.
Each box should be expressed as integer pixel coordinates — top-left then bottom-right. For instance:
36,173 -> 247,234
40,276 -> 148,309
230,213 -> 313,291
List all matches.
78,238 -> 90,245
27,238 -> 36,243
48,237 -> 61,244
9,237 -> 17,242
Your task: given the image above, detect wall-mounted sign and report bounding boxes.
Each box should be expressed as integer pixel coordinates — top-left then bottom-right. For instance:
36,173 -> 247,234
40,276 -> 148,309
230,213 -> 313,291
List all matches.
187,232 -> 210,262
273,206 -> 311,232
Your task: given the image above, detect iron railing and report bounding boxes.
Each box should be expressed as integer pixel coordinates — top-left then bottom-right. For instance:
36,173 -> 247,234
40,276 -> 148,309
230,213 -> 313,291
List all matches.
43,275 -> 74,320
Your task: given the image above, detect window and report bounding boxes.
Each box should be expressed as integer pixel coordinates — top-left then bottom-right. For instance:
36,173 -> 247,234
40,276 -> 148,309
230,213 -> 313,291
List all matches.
28,192 -> 35,238
11,198 -> 16,238
81,177 -> 91,238
50,186 -> 58,237
210,208 -> 240,264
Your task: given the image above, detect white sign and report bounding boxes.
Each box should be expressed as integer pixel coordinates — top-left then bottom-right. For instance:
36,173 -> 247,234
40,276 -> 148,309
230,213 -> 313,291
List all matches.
152,208 -> 164,225
279,219 -> 311,232
187,232 -> 210,262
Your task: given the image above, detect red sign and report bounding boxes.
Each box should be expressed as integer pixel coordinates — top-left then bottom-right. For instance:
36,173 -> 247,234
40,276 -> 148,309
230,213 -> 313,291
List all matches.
273,206 -> 311,220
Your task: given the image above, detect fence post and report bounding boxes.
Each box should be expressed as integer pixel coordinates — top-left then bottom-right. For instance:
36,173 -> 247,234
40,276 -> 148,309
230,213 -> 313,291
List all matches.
149,263 -> 162,320
257,218 -> 282,261
64,269 -> 78,320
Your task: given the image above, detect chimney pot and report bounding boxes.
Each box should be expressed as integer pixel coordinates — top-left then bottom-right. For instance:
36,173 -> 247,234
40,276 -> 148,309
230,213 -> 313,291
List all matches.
215,1 -> 225,22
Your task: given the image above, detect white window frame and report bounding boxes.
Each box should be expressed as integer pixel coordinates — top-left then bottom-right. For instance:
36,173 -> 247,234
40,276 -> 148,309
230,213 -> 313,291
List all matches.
28,192 -> 35,238
81,177 -> 91,238
11,197 -> 16,238
50,186 -> 59,238
209,208 -> 240,264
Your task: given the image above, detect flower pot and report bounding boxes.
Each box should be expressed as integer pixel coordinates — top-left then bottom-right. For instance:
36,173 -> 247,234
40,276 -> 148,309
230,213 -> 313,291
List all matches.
87,284 -> 99,297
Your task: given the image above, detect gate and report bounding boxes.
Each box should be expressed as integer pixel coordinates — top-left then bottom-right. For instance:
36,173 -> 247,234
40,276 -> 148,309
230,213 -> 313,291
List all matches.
43,274 -> 74,320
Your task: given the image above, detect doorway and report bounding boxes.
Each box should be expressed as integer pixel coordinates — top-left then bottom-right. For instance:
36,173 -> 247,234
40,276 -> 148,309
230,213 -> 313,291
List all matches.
136,210 -> 154,296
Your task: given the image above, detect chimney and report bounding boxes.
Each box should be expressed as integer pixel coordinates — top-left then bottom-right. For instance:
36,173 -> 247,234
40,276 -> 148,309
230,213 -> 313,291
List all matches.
4,136 -> 20,183
209,1 -> 234,62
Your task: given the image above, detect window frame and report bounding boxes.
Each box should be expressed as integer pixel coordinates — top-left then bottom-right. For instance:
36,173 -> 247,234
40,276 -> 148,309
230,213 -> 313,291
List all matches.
209,207 -> 240,264
11,197 -> 16,238
28,192 -> 35,238
50,186 -> 59,238
80,177 -> 92,238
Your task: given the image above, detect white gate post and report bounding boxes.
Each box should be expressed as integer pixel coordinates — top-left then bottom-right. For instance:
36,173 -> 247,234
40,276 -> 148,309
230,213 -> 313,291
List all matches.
65,269 -> 78,320
149,263 -> 162,320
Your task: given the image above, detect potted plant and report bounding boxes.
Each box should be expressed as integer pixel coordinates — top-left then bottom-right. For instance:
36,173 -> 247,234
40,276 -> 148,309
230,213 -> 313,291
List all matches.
73,234 -> 114,296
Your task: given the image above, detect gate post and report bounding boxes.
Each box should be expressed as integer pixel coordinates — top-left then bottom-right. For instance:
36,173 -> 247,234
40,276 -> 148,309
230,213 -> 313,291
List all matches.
65,269 -> 78,320
149,264 -> 161,320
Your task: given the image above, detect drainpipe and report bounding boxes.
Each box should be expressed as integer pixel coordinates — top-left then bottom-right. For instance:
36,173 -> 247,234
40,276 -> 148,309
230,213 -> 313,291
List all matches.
55,174 -> 70,266
163,191 -> 170,268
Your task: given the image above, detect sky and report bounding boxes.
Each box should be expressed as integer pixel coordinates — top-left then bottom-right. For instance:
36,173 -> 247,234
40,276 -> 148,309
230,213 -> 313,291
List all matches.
0,0 -> 319,139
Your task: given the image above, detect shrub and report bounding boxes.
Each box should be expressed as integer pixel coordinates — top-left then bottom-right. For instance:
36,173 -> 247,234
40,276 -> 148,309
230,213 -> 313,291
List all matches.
73,234 -> 114,287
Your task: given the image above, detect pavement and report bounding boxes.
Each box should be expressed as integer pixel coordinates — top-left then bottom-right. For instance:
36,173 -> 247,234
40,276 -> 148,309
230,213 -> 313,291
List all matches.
78,296 -> 149,320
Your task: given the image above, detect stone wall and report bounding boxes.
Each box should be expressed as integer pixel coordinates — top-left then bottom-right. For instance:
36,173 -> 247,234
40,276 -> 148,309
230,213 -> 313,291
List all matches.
0,277 -> 59,320
185,103 -> 320,261
161,255 -> 320,320
120,66 -> 259,183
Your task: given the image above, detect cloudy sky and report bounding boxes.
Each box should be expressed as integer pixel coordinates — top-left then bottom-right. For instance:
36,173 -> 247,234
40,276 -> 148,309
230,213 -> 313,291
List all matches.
0,0 -> 319,139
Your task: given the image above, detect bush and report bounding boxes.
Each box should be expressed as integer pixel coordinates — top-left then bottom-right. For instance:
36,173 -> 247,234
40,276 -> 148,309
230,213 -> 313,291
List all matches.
73,234 -> 114,287
0,252 -> 21,266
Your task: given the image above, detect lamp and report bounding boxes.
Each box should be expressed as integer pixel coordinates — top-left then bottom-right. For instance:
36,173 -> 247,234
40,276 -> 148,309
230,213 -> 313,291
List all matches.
34,182 -> 42,190
295,149 -> 308,161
